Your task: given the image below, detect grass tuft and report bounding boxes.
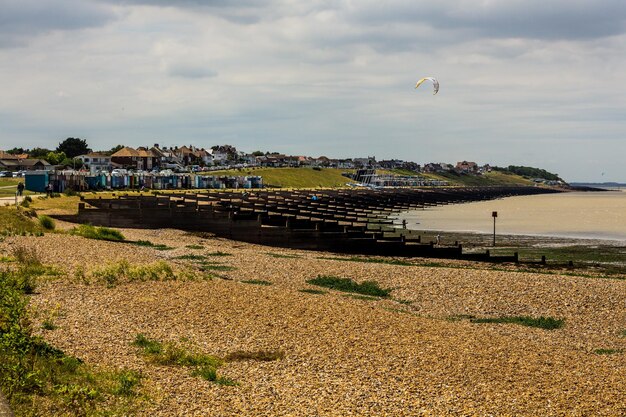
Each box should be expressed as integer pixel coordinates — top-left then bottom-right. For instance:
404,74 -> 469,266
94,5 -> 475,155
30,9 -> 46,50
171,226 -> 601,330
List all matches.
469,315 -> 565,330
185,244 -> 204,249
207,251 -> 231,257
306,275 -> 392,298
38,215 -> 56,231
70,224 -> 125,241
132,334 -> 233,385
267,253 -> 302,259
594,348 -> 623,355
241,279 -> 272,286
225,350 -> 285,362
132,240 -> 174,250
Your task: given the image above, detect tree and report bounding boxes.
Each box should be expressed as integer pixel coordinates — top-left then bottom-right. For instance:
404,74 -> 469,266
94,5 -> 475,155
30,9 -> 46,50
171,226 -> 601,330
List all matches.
29,148 -> 52,159
6,147 -> 25,155
251,150 -> 264,156
45,151 -> 67,165
56,138 -> 90,159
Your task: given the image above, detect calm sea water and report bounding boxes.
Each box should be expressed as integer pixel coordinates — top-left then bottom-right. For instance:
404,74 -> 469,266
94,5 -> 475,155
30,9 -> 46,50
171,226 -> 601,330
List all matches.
398,190 -> 626,242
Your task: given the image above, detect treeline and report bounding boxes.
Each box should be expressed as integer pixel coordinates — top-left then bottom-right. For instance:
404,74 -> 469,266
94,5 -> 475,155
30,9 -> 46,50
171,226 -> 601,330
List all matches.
493,165 -> 561,181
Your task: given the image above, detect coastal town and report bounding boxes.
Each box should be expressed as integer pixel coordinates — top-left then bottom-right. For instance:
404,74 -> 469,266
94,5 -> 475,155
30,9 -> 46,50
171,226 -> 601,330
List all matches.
1,139 -> 565,194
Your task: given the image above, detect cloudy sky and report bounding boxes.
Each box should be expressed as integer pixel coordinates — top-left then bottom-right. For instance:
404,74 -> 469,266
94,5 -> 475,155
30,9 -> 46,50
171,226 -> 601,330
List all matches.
1,0 -> 626,181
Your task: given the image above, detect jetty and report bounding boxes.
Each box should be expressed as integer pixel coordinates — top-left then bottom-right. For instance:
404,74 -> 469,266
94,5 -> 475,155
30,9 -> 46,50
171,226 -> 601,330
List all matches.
75,186 -> 560,261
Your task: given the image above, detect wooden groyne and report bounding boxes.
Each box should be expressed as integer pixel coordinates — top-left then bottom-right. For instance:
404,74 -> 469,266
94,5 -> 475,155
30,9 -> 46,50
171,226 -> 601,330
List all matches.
75,186 -> 561,261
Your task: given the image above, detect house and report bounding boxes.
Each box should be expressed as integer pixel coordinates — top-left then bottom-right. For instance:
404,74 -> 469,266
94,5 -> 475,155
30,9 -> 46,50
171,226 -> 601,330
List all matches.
336,159 -> 355,169
455,161 -> 478,174
76,152 -> 112,173
209,148 -> 229,165
111,147 -> 160,170
0,158 -> 51,171
424,162 -> 453,173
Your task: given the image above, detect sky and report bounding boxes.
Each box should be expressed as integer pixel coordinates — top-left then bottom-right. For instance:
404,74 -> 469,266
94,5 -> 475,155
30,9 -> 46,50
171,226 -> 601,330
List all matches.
1,0 -> 626,182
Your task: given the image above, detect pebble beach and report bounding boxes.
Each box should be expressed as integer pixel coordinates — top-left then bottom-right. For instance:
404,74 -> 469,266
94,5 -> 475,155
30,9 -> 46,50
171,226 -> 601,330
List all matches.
1,226 -> 625,416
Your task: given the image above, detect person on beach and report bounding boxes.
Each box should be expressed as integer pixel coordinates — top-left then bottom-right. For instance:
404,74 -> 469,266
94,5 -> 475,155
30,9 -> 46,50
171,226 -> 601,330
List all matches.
16,182 -> 24,196
436,234 -> 441,245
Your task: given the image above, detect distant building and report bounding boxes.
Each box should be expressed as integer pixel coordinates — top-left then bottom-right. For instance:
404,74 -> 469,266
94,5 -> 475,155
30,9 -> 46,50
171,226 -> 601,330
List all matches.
76,152 -> 112,173
111,147 -> 159,170
455,161 -> 478,174
0,158 -> 50,171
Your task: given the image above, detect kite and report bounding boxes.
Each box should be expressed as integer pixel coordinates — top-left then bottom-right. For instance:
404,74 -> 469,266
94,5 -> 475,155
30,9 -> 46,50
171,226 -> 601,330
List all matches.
415,77 -> 439,95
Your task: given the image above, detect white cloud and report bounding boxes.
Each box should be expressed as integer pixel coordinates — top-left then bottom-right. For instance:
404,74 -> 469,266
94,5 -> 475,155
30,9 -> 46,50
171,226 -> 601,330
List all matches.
1,1 -> 626,181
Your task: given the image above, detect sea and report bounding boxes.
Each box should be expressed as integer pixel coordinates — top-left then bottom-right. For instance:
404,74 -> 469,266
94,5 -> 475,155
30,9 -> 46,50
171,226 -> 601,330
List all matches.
398,188 -> 626,242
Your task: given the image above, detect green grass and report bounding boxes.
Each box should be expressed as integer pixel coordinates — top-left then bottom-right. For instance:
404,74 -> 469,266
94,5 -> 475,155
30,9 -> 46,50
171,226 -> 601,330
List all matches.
131,240 -> 174,250
225,350 -> 285,362
319,256 -> 414,266
267,253 -> 303,259
241,279 -> 272,286
86,260 -> 182,287
469,315 -> 565,330
38,215 -> 56,230
593,348 -> 623,355
621,330 -> 626,337
0,206 -> 43,236
175,254 -> 207,260
70,224 -> 125,241
132,334 -> 234,385
204,167 -> 533,188
306,275 -> 392,298
199,263 -> 236,272
205,167 -> 354,188
0,266 -> 145,415
185,244 -> 204,249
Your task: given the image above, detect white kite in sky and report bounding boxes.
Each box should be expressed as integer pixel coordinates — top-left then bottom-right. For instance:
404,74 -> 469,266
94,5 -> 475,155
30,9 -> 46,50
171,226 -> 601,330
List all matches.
415,77 -> 439,95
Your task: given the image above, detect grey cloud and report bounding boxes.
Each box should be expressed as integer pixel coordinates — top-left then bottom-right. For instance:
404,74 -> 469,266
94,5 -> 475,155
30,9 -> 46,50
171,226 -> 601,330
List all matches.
98,0 -> 274,23
0,0 -> 117,47
348,1 -> 626,40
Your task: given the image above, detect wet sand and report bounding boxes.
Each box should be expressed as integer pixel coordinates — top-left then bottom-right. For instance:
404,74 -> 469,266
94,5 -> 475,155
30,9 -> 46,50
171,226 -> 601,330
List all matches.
398,190 -> 626,242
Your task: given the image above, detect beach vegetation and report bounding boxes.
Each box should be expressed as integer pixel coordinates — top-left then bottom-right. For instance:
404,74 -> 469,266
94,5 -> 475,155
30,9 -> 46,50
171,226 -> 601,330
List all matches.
70,224 -> 125,242
241,279 -> 272,286
38,214 -> 56,230
185,244 -> 204,249
89,260 -> 176,287
132,240 -> 174,250
132,334 -> 234,385
306,275 -> 392,298
0,268 -> 145,415
267,253 -> 302,259
593,348 -> 623,355
225,350 -> 285,362
175,254 -> 206,260
0,206 -> 43,236
199,263 -> 236,272
319,256 -> 414,266
469,315 -> 565,330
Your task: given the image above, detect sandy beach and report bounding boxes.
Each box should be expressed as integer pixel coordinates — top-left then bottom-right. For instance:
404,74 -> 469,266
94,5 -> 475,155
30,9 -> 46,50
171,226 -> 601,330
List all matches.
1,225 -> 624,416
399,190 -> 626,241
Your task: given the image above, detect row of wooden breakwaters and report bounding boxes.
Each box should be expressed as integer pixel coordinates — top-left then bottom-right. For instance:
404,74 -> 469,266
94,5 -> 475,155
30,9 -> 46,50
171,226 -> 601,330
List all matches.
76,186 -> 561,260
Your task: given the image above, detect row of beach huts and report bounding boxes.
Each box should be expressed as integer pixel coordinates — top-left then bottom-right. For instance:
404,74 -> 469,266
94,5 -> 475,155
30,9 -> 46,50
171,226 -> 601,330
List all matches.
24,170 -> 264,193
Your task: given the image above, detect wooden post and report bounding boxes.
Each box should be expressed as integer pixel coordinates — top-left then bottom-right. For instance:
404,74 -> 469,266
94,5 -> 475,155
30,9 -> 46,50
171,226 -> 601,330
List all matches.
492,211 -> 498,246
